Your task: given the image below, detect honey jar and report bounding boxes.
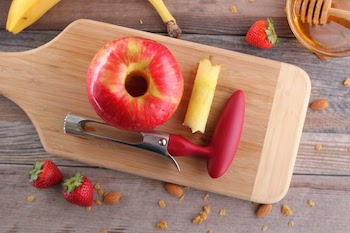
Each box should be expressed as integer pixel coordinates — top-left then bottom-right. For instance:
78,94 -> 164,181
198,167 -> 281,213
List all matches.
286,0 -> 350,57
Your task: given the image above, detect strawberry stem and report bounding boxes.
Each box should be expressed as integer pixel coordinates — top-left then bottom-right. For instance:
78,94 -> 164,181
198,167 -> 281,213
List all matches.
29,160 -> 43,182
62,172 -> 83,194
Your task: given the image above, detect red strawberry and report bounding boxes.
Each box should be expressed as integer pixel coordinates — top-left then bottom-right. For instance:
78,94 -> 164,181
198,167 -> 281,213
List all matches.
61,173 -> 94,207
246,18 -> 279,49
29,160 -> 63,189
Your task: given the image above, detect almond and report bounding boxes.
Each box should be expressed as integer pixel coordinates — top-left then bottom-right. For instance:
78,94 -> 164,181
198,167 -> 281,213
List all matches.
310,99 -> 329,110
165,183 -> 183,197
256,204 -> 272,218
103,191 -> 122,204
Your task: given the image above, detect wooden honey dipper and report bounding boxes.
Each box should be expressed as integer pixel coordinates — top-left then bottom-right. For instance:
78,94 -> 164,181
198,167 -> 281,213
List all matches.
295,0 -> 350,24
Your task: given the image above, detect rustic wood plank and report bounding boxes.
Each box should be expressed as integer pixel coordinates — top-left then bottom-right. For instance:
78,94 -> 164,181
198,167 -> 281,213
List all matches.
0,0 -> 292,36
1,0 -> 350,232
0,164 -> 349,233
0,96 -> 29,121
296,133 -> 350,175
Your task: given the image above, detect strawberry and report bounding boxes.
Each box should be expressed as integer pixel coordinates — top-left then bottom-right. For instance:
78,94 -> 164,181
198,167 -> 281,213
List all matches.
29,160 -> 63,189
61,172 -> 94,207
246,18 -> 279,49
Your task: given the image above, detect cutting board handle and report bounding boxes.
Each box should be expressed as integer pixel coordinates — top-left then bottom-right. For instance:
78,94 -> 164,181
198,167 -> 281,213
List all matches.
0,20 -> 99,120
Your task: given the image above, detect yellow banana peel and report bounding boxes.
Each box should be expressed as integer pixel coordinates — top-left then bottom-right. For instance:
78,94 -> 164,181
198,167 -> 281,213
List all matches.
148,0 -> 182,38
6,0 -> 61,34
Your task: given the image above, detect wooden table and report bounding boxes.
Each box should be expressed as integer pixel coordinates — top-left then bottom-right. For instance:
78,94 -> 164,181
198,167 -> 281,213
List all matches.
1,0 -> 350,232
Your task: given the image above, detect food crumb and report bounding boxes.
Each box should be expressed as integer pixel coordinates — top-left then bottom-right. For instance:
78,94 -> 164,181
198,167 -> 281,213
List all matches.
139,19 -> 144,25
348,147 -> 350,152
288,221 -> 295,227
219,208 -> 226,216
179,194 -> 185,201
230,6 -> 237,14
262,226 -> 267,231
101,230 -> 107,233
93,183 -> 101,190
315,144 -> 322,151
192,212 -> 207,224
281,204 -> 293,216
94,183 -> 105,196
192,215 -> 203,224
203,193 -> 209,201
158,199 -> 166,208
97,188 -> 104,196
193,206 -> 210,224
200,211 -> 208,221
343,78 -> 350,86
249,0 -> 255,2
204,205 -> 211,214
156,220 -> 168,230
94,199 -> 102,205
308,199 -> 315,207
208,230 -> 213,233
27,195 -> 35,202
85,206 -> 91,212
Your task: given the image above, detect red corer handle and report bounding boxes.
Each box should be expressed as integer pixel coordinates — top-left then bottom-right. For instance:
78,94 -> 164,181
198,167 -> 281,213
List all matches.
207,90 -> 245,178
167,90 -> 245,179
167,134 -> 211,157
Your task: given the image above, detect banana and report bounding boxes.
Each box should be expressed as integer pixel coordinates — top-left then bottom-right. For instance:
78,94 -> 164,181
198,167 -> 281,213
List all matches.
6,0 -> 61,34
148,0 -> 182,38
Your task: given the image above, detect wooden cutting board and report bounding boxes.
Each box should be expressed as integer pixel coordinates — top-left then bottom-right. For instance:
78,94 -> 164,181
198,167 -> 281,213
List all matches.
0,19 -> 311,204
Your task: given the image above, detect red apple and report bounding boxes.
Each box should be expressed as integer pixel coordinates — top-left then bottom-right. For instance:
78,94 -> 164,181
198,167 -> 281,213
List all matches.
86,37 -> 184,131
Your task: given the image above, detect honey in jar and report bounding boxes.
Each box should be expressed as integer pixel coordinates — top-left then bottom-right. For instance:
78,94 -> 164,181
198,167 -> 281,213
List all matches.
288,0 -> 350,57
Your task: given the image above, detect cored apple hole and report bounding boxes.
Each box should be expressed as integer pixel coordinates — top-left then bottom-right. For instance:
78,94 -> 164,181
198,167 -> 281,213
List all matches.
125,71 -> 149,97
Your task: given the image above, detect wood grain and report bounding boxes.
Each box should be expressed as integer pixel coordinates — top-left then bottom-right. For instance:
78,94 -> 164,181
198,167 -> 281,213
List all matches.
1,32 -> 349,176
1,164 -> 350,233
0,19 -> 310,203
1,0 -> 350,232
0,0 -> 292,36
1,31 -> 349,171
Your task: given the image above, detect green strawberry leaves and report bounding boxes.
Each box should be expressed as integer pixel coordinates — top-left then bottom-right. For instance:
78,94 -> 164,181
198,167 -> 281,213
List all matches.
265,19 -> 279,46
62,172 -> 83,194
29,160 -> 44,182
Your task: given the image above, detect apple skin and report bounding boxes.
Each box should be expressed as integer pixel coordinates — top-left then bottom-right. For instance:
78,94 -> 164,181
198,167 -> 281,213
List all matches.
86,37 -> 184,131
